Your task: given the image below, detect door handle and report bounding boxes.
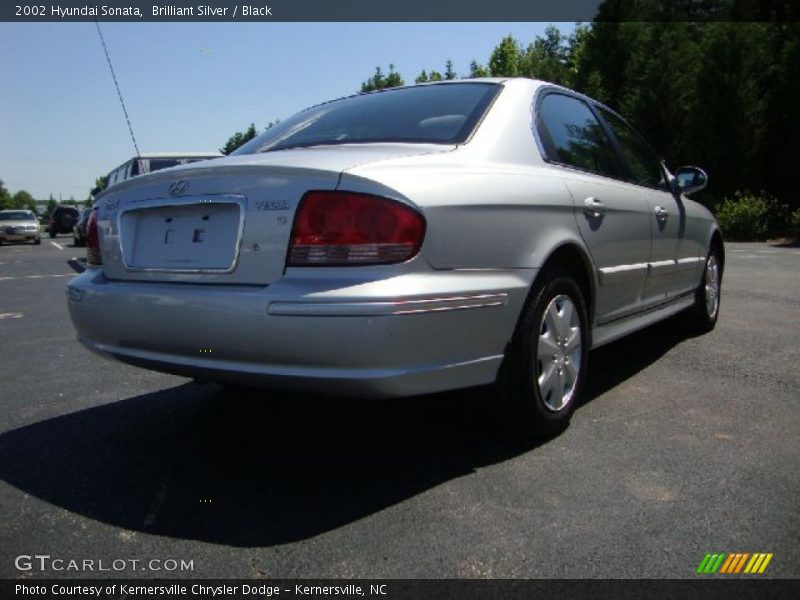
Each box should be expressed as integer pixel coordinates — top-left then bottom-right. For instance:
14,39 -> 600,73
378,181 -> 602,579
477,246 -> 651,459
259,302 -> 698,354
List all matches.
583,197 -> 605,218
654,205 -> 669,221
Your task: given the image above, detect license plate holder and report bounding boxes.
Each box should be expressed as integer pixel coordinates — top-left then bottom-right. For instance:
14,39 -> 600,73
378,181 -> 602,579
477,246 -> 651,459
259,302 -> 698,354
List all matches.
121,200 -> 243,272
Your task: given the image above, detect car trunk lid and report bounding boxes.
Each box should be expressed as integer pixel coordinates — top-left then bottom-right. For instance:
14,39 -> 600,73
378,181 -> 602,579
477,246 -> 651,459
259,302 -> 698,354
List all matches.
97,144 -> 450,285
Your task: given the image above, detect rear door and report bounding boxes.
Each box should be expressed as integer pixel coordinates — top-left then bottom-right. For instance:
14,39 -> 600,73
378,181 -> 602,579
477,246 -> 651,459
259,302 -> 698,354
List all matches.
536,91 -> 653,323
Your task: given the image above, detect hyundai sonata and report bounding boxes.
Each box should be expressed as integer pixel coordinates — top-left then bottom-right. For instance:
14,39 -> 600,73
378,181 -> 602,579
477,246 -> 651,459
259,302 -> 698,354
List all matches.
67,79 -> 723,436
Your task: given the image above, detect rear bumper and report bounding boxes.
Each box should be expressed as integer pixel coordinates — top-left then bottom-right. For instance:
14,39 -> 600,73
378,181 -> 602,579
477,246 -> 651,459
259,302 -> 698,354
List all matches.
67,268 -> 533,397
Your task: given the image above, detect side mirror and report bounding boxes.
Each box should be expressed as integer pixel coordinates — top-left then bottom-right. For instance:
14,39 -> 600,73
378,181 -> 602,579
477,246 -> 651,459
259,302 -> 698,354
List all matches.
674,166 -> 708,196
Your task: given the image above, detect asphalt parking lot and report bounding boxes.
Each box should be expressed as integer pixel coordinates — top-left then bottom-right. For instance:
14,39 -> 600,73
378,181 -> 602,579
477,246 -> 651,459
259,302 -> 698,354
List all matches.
0,237 -> 798,579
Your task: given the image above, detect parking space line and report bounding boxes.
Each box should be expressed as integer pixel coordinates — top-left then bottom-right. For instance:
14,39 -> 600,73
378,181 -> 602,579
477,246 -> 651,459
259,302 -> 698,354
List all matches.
0,312 -> 24,320
0,273 -> 74,281
142,476 -> 170,528
50,241 -> 64,250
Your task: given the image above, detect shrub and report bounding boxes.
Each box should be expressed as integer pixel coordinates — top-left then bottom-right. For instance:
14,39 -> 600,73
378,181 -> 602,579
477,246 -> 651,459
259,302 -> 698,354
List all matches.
791,209 -> 800,237
714,191 -> 790,241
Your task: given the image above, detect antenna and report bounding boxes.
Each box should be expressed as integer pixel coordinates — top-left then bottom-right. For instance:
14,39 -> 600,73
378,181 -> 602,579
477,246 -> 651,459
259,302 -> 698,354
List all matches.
94,20 -> 141,157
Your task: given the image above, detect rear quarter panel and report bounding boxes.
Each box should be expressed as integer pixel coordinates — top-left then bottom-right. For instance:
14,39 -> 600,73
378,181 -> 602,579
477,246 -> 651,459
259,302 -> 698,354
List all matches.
340,162 -> 587,271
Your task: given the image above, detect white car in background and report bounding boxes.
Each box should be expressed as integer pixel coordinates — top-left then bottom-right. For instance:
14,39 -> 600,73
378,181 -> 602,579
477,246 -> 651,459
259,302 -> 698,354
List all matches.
0,210 -> 41,245
104,152 -> 223,189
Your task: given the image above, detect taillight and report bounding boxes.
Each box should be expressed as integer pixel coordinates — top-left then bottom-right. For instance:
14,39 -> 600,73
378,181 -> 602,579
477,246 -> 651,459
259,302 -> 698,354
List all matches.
288,191 -> 425,266
86,208 -> 102,266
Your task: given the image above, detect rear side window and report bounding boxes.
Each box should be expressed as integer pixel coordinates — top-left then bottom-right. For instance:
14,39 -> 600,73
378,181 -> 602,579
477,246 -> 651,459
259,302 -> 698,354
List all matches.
536,93 -> 619,178
597,107 -> 666,189
234,83 -> 500,154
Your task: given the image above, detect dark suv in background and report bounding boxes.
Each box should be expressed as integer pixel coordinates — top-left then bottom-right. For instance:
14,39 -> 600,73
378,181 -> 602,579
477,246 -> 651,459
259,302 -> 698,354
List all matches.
48,206 -> 80,238
73,207 -> 92,247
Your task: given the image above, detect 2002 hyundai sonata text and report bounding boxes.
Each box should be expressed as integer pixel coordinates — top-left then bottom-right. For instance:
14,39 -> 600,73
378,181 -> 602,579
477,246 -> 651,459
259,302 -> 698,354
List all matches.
67,78 -> 723,436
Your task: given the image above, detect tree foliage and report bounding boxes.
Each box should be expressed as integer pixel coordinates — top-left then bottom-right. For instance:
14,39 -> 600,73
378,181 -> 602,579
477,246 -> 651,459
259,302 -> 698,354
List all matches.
468,61 -> 490,78
220,121 -> 279,155
361,65 -> 404,92
90,175 -> 108,198
572,17 -> 800,211
357,8 -> 799,217
12,190 -> 36,212
221,122 -> 258,155
489,35 -> 522,76
416,59 -> 458,83
0,180 -> 37,211
0,179 -> 10,210
444,60 -> 457,80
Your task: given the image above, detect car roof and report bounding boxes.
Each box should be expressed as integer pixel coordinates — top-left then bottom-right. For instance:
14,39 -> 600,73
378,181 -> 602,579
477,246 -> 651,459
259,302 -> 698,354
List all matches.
135,152 -> 223,158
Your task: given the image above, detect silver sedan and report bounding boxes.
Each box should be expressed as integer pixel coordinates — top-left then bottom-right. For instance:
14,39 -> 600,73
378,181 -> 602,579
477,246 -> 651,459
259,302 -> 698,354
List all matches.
67,78 -> 723,437
0,210 -> 41,245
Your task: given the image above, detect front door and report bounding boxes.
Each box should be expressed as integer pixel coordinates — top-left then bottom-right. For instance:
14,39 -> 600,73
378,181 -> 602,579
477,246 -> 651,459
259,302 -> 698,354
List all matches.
593,106 -> 698,306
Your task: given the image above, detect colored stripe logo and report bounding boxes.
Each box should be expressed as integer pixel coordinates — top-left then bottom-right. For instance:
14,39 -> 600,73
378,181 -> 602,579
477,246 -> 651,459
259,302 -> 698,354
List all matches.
697,552 -> 773,574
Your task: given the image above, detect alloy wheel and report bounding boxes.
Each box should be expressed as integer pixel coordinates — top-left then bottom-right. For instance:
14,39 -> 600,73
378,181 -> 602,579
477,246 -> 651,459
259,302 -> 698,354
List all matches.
536,294 -> 582,412
705,255 -> 720,319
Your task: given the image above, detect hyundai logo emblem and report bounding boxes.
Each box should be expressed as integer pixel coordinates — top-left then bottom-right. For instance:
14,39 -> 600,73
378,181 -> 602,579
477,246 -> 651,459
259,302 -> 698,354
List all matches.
168,180 -> 189,196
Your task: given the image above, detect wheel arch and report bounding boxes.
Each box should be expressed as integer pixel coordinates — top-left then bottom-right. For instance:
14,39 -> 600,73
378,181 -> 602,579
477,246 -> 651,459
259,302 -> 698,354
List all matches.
709,227 -> 725,277
537,242 -> 597,328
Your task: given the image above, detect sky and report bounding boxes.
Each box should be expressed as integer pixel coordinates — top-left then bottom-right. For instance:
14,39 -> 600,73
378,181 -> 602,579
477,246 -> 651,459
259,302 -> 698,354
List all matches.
0,22 -> 575,200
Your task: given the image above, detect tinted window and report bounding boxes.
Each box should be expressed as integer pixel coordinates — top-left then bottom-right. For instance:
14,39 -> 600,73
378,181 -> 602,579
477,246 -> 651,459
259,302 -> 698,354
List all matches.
149,159 -> 182,172
235,83 -> 500,154
597,107 -> 665,189
537,93 -> 619,178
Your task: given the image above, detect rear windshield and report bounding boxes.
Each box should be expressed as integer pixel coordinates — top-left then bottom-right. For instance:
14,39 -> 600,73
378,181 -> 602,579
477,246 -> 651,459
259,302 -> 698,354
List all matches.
234,83 -> 500,154
0,211 -> 35,220
149,159 -> 182,172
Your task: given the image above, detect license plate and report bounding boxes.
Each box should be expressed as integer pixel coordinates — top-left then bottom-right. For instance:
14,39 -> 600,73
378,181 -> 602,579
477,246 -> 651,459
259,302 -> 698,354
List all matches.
122,202 -> 242,272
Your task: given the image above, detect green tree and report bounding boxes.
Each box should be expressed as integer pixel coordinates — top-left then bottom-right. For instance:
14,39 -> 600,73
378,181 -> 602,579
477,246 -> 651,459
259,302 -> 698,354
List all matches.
0,179 -> 11,210
221,122 -> 257,155
468,61 -> 490,78
521,25 -> 571,85
444,60 -> 457,80
90,175 -> 108,198
11,190 -> 36,211
489,35 -> 522,77
417,61 -> 456,83
361,64 -> 404,92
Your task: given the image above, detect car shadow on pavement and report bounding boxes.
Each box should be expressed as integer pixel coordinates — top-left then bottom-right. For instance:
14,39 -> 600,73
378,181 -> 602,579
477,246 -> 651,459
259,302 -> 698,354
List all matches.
0,314 -> 701,547
580,313 -> 706,406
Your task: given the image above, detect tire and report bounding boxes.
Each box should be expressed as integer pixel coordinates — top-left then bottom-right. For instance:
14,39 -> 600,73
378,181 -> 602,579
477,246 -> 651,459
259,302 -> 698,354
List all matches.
684,245 -> 722,332
496,269 -> 590,439
49,230 -> 56,238
34,238 -> 41,245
